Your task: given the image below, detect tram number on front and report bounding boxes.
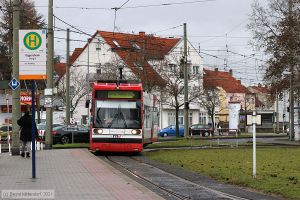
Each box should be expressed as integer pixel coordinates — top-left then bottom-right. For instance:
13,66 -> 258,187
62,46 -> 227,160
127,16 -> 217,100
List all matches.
112,135 -> 122,138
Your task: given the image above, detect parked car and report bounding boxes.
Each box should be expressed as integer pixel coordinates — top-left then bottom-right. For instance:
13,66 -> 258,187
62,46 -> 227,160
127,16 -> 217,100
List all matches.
159,125 -> 184,137
189,124 -> 213,137
52,125 -> 89,144
37,123 -> 64,139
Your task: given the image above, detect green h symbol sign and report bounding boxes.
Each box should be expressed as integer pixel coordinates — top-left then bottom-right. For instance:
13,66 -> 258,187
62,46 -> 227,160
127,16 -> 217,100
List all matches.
24,32 -> 42,50
29,35 -> 37,47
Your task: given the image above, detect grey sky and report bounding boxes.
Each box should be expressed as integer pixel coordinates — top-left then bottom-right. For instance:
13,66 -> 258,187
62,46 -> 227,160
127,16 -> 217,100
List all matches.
35,0 -> 269,86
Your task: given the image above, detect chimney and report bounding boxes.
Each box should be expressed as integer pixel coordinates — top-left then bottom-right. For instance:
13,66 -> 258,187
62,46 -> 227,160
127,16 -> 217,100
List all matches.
229,69 -> 233,75
214,68 -> 218,72
258,83 -> 261,87
139,31 -> 145,37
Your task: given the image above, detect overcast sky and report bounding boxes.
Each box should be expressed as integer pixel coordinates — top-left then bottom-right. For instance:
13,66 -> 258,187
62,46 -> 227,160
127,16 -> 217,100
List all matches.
35,0 -> 269,86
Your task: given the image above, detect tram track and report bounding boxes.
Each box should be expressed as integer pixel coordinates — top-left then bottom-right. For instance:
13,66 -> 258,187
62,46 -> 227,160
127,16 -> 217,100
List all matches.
102,155 -> 263,200
105,155 -> 190,200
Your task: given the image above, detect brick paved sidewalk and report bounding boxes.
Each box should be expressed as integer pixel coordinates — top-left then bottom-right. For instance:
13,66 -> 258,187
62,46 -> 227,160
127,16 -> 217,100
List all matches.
0,149 -> 163,200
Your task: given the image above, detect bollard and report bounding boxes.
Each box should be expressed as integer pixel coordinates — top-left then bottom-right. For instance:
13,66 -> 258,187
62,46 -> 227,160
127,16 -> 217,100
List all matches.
8,134 -> 11,153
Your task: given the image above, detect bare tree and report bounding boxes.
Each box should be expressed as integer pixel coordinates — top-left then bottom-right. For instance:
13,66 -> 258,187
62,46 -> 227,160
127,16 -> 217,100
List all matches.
56,68 -> 88,118
248,0 -> 300,93
157,58 -> 201,137
198,86 -> 222,133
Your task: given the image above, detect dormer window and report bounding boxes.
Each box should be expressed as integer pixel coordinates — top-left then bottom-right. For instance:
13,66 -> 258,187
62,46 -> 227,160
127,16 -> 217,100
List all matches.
134,62 -> 143,70
112,40 -> 120,47
132,42 -> 141,50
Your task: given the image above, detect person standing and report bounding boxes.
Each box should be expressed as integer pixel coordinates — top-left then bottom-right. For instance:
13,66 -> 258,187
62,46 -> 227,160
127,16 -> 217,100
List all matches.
17,111 -> 38,158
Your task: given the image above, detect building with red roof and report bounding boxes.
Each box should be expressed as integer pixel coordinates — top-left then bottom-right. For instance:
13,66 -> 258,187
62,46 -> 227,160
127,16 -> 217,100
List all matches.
203,68 -> 256,126
58,30 -> 204,127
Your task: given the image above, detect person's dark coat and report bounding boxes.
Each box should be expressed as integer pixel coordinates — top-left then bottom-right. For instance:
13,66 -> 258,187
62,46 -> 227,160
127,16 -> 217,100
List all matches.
17,112 -> 38,142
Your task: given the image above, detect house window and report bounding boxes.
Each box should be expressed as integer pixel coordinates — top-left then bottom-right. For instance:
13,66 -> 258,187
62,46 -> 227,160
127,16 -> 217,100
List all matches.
168,112 -> 175,126
179,86 -> 184,95
178,110 -> 183,125
96,42 -> 101,51
168,64 -> 176,72
189,112 -> 193,126
193,66 -> 199,74
96,68 -> 101,74
199,112 -> 207,124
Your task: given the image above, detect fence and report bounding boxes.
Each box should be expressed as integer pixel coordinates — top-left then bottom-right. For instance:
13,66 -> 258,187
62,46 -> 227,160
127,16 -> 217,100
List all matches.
0,134 -> 44,155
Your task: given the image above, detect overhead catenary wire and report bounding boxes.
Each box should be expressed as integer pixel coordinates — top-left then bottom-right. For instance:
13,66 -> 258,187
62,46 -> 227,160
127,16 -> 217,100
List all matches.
50,12 -> 265,85
35,0 -> 216,10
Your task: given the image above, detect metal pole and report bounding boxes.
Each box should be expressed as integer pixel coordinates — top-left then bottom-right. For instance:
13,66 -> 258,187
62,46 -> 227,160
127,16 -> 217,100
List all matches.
183,23 -> 189,138
66,28 -> 70,125
31,81 -> 36,179
45,0 -> 54,149
283,92 -> 285,134
160,89 -> 163,130
290,73 -> 294,140
87,38 -> 90,125
11,0 -> 21,155
6,95 -> 11,153
276,90 -> 279,133
288,0 -> 294,141
253,110 -> 256,178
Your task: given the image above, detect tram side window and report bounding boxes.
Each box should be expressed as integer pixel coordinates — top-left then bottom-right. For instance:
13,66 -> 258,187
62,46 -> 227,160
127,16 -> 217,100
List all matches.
144,106 -> 151,128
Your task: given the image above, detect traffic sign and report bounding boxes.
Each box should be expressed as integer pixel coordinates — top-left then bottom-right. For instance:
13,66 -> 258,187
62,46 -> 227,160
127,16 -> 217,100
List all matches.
8,78 -> 20,90
19,29 -> 47,80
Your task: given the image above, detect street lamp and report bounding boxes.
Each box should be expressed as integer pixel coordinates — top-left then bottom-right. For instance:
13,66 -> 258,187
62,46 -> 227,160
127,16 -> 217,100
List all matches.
283,71 -> 294,141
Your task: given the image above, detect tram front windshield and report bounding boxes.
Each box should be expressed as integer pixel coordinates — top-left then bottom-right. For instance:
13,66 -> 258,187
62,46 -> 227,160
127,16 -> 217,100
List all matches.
94,100 -> 141,129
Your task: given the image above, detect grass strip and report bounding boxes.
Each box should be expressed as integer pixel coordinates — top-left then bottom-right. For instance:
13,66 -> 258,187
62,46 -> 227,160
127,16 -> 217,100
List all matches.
144,148 -> 300,199
53,143 -> 89,149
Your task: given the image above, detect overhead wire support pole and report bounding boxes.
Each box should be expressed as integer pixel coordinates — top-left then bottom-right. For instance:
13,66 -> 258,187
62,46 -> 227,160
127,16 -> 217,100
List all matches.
183,23 -> 189,138
289,0 -> 294,141
11,0 -> 21,156
45,0 -> 54,149
66,29 -> 70,125
87,38 -> 90,126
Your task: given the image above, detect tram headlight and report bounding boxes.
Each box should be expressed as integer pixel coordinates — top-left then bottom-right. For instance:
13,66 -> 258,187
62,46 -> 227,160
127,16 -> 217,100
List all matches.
131,129 -> 141,135
93,129 -> 103,134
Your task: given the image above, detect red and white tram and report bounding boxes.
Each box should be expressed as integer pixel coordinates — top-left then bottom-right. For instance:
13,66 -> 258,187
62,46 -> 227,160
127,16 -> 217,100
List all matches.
89,81 -> 158,152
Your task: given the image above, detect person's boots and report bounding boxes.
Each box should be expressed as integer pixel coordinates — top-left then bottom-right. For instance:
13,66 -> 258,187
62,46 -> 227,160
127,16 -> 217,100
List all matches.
21,152 -> 25,158
26,152 -> 30,158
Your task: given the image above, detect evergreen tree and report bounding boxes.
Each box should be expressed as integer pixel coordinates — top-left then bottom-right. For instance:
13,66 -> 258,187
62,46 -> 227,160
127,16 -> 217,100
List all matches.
0,0 -> 45,79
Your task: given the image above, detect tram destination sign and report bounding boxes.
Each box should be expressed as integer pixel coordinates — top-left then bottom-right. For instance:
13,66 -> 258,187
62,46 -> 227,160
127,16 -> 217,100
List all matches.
96,91 -> 141,99
19,29 -> 47,80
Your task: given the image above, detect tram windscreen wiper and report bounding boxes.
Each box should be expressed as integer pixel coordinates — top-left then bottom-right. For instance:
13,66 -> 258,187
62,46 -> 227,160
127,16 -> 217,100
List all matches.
108,106 -> 127,128
95,108 -> 103,127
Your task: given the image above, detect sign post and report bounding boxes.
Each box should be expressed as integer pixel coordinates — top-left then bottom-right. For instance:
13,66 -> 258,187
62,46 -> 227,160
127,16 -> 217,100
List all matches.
253,110 -> 256,179
247,112 -> 262,179
19,29 -> 46,179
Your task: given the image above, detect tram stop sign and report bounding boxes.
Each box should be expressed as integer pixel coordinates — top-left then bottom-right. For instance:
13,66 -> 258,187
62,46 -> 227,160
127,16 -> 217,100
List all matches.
19,30 -> 47,80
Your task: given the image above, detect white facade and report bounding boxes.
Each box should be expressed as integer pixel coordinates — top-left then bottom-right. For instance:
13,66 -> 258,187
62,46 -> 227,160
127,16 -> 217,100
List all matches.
159,40 -> 204,128
65,32 -> 205,129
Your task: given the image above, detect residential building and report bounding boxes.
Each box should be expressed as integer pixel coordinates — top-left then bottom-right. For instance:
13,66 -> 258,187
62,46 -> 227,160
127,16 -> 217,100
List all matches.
203,68 -> 256,130
57,30 -> 204,128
